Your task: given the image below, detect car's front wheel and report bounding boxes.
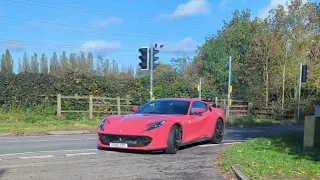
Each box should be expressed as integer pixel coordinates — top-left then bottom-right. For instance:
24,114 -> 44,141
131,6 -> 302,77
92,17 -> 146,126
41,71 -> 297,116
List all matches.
210,119 -> 224,144
165,125 -> 182,154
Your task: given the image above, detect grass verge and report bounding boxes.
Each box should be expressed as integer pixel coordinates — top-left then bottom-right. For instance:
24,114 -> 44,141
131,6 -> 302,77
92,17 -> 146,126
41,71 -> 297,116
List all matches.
226,116 -> 301,127
218,132 -> 320,180
0,106 -> 102,136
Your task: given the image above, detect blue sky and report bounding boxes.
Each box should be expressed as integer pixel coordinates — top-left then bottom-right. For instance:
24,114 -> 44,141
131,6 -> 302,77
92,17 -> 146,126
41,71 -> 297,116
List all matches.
0,0 -> 312,72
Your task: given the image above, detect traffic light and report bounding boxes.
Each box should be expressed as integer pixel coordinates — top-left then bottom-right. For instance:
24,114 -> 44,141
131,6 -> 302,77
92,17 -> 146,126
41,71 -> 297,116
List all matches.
138,47 -> 149,70
150,47 -> 159,70
301,65 -> 308,82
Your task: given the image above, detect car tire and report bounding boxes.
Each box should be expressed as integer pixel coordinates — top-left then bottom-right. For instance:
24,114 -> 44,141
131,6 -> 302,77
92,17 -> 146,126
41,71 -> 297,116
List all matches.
97,144 -> 104,150
210,119 -> 224,144
165,125 -> 182,154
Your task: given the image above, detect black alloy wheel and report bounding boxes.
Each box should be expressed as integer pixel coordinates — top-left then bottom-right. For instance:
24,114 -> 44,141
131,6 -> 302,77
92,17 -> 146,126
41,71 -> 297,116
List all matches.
165,125 -> 182,154
210,119 -> 224,144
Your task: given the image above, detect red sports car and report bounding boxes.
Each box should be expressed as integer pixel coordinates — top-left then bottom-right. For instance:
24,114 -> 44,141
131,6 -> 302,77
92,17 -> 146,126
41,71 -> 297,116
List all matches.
97,98 -> 225,154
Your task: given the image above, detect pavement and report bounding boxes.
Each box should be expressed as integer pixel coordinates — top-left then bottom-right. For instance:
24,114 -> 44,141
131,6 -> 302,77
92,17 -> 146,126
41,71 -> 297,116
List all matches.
0,125 -> 303,180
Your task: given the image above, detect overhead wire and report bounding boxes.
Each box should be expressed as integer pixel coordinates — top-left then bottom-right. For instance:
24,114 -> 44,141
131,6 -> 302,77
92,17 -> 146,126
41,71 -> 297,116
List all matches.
2,0 -> 209,26
0,0 -> 198,65
0,15 -> 188,39
0,39 -> 196,54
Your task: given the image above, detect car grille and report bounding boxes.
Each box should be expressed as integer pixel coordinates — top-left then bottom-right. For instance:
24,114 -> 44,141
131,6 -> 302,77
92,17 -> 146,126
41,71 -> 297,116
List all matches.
99,134 -> 153,147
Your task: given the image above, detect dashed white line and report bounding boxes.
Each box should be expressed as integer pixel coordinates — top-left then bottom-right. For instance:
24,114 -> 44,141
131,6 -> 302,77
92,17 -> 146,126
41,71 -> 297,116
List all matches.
0,138 -> 95,144
87,137 -> 97,140
0,152 -> 34,157
0,149 -> 98,157
65,152 -> 96,156
38,149 -> 97,153
2,141 -> 20,143
19,155 -> 54,159
28,140 -> 51,142
60,138 -> 83,141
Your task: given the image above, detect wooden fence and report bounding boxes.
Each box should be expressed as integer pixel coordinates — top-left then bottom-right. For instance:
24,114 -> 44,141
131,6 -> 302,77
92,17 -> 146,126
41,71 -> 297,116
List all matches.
56,94 -> 295,120
210,99 -> 295,119
56,94 -> 137,119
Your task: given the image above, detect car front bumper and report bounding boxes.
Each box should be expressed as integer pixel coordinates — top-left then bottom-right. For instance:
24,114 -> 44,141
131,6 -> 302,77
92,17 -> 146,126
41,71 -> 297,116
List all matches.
97,130 -> 168,151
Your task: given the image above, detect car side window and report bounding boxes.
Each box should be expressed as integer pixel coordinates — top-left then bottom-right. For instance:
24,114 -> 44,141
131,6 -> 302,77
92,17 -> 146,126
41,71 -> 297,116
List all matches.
190,101 -> 208,114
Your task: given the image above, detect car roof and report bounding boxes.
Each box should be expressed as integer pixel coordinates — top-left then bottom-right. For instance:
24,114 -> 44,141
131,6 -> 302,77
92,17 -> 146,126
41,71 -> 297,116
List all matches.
154,98 -> 203,102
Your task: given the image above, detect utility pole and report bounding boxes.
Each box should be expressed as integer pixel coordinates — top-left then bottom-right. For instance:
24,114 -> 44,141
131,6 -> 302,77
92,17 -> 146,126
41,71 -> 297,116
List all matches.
297,63 -> 308,119
199,77 -> 202,100
149,44 -> 154,101
226,56 -> 232,121
297,63 -> 302,119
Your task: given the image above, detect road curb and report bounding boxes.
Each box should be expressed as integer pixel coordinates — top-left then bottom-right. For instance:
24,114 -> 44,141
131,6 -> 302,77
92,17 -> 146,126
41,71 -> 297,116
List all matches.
231,165 -> 248,180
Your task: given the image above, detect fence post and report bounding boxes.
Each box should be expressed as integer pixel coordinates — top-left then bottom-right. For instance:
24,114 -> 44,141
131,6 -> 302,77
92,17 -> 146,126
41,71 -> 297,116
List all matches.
57,94 -> 61,117
117,96 -> 121,115
126,95 -> 130,113
248,102 -> 253,120
89,95 -> 93,119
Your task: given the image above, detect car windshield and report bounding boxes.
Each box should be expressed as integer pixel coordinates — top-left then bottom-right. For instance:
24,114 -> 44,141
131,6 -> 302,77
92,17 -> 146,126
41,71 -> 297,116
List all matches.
135,100 -> 190,115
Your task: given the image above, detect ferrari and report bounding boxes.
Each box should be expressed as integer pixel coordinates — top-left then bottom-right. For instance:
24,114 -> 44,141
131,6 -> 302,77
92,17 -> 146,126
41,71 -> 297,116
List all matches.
97,98 -> 225,154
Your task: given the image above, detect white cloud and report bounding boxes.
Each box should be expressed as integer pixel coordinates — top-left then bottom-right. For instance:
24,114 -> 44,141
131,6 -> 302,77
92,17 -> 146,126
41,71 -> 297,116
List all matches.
159,37 -> 199,54
3,40 -> 24,52
258,0 -> 308,18
78,40 -> 121,54
157,0 -> 209,20
218,0 -> 230,10
91,17 -> 122,29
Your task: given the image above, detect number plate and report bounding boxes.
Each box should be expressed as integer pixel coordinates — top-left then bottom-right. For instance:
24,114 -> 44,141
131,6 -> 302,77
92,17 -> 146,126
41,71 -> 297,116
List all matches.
109,143 -> 128,148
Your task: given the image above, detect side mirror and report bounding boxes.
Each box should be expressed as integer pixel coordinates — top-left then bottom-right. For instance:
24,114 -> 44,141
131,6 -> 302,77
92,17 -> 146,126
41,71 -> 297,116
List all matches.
132,106 -> 139,112
194,108 -> 205,114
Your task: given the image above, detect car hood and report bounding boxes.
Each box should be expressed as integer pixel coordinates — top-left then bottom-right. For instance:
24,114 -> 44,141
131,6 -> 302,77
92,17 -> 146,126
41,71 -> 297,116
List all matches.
101,113 -> 182,134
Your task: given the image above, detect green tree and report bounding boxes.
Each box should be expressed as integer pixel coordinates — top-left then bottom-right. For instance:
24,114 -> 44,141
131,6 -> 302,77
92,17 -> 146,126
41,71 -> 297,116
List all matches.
30,52 -> 39,73
40,53 -> 48,74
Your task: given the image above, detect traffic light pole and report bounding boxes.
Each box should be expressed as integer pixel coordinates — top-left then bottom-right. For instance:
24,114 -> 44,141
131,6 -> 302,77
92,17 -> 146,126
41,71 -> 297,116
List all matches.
226,56 -> 232,121
149,44 -> 154,101
297,63 -> 303,119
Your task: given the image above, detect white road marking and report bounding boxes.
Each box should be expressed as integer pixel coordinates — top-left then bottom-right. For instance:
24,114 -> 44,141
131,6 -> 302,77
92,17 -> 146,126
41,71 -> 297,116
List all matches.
198,141 -> 244,147
198,144 -> 220,147
0,138 -> 94,144
222,140 -> 246,143
65,152 -> 96,156
223,142 -> 243,145
38,149 -> 97,153
28,140 -> 51,142
19,155 -> 54,159
60,138 -> 83,141
2,141 -> 20,143
0,152 -> 34,157
0,149 -> 98,157
87,137 -> 97,140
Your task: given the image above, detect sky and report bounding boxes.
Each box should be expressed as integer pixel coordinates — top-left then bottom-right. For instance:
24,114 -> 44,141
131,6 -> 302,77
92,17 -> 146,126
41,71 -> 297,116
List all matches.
0,0 -> 315,72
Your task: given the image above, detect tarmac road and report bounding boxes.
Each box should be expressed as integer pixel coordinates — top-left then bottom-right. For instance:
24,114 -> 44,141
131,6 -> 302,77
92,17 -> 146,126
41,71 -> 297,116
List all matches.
0,125 -> 303,180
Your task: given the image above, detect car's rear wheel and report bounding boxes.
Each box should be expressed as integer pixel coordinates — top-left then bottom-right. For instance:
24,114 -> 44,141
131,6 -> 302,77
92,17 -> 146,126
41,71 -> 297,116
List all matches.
210,119 -> 224,144
165,125 -> 182,154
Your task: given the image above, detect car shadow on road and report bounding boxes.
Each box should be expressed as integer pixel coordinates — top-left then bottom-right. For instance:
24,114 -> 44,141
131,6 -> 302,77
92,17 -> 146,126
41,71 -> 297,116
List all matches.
99,140 -> 219,155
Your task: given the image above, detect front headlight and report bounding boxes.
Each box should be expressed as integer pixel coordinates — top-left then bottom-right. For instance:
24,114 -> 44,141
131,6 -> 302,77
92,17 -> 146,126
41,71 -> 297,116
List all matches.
144,120 -> 166,132
99,118 -> 107,131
